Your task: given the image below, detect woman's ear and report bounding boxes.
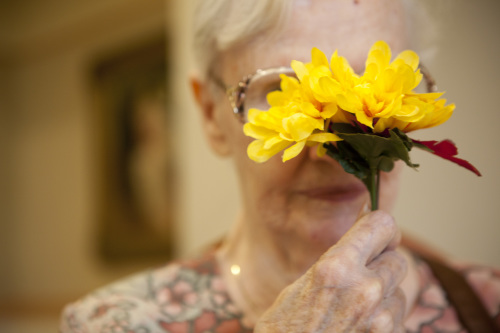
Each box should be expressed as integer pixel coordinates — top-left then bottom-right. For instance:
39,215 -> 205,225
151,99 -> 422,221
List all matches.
190,74 -> 232,157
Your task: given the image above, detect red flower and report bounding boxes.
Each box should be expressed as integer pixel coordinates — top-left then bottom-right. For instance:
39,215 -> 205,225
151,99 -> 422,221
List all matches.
414,139 -> 481,176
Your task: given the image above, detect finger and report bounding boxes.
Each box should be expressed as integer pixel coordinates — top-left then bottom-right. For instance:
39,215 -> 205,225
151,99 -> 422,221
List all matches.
326,210 -> 400,265
370,287 -> 406,333
367,250 -> 408,297
383,227 -> 402,254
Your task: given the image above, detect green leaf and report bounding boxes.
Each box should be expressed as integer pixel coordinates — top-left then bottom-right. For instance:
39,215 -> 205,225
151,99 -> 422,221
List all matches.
412,140 -> 434,153
325,142 -> 369,179
335,129 -> 418,171
330,122 -> 363,134
324,125 -> 422,211
378,156 -> 395,172
391,128 -> 415,151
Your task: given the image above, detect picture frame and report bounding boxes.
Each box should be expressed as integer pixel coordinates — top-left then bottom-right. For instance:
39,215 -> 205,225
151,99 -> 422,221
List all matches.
91,34 -> 176,262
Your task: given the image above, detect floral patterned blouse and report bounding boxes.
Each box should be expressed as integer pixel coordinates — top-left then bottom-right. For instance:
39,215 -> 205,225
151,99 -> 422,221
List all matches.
60,251 -> 500,333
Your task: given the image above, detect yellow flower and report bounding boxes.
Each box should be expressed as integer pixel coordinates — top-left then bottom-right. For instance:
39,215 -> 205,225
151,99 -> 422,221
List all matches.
293,48 -> 354,124
244,40 -> 454,163
376,92 -> 455,132
243,73 -> 341,163
332,41 -> 425,130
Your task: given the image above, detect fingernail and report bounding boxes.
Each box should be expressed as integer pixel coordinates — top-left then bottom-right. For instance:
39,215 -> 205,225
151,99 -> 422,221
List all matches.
357,201 -> 370,219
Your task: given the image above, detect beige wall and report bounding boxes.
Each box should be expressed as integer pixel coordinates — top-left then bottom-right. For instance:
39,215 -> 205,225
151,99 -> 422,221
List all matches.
394,0 -> 500,265
0,0 -> 499,332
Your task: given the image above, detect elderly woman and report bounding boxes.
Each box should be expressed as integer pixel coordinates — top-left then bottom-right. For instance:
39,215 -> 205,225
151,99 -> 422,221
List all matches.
61,0 -> 500,332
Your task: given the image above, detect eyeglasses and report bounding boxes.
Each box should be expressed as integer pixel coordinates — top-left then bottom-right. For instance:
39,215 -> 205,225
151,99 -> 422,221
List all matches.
210,64 -> 437,123
210,66 -> 297,123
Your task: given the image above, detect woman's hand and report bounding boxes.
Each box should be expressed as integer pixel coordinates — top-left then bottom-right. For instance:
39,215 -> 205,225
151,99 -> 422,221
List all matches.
254,211 -> 407,333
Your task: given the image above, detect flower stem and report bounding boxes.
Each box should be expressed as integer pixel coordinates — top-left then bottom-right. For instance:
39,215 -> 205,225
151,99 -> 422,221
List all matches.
368,168 -> 380,211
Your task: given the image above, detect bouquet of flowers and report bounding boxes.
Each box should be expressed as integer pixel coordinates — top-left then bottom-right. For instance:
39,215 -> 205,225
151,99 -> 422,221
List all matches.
243,41 -> 480,210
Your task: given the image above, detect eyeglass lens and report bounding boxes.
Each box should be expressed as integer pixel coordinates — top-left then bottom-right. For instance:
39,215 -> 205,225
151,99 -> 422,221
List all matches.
242,68 -> 296,121
240,66 -> 434,121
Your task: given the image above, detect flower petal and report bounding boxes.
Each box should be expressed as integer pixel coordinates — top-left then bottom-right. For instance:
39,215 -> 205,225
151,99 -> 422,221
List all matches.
414,139 -> 481,176
311,47 -> 329,67
247,140 -> 291,163
283,140 -> 307,162
291,60 -> 308,82
243,123 -> 277,140
283,113 -> 323,141
330,50 -> 357,86
394,50 -> 419,71
321,102 -> 338,119
308,132 -> 342,143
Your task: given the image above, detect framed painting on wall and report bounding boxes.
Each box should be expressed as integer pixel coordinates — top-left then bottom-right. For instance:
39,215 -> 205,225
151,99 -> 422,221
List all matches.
91,34 -> 176,263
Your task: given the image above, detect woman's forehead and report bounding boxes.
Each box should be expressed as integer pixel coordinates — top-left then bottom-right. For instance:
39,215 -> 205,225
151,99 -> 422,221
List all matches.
223,0 -> 408,77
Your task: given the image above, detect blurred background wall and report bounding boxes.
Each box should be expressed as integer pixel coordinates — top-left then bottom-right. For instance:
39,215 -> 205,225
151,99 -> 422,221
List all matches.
0,0 -> 498,332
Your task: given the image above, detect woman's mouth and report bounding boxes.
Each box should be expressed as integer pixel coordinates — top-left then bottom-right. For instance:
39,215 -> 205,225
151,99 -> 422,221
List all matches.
297,184 -> 367,202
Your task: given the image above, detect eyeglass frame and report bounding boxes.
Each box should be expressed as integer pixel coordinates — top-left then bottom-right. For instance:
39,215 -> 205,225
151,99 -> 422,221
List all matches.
209,64 -> 437,123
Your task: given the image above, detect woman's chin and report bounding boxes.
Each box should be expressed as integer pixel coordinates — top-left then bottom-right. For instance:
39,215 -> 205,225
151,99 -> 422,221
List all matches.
252,188 -> 369,252
291,198 -> 366,249
310,215 -> 358,246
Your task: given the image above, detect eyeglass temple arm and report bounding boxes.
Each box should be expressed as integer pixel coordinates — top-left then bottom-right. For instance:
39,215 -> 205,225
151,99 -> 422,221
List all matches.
207,69 -> 228,91
419,63 -> 438,93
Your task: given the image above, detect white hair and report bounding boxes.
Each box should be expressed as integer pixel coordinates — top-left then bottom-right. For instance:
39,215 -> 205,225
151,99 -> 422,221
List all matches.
192,0 -> 293,78
192,0 -> 437,78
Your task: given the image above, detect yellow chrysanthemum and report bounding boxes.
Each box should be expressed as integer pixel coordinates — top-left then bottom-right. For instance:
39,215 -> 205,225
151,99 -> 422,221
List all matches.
375,92 -> 455,133
244,40 -> 454,163
293,48 -> 354,124
243,74 -> 341,163
331,41 -> 424,130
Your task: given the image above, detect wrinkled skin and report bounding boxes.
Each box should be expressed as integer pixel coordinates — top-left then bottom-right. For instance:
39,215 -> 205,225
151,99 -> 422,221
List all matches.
254,212 -> 407,333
